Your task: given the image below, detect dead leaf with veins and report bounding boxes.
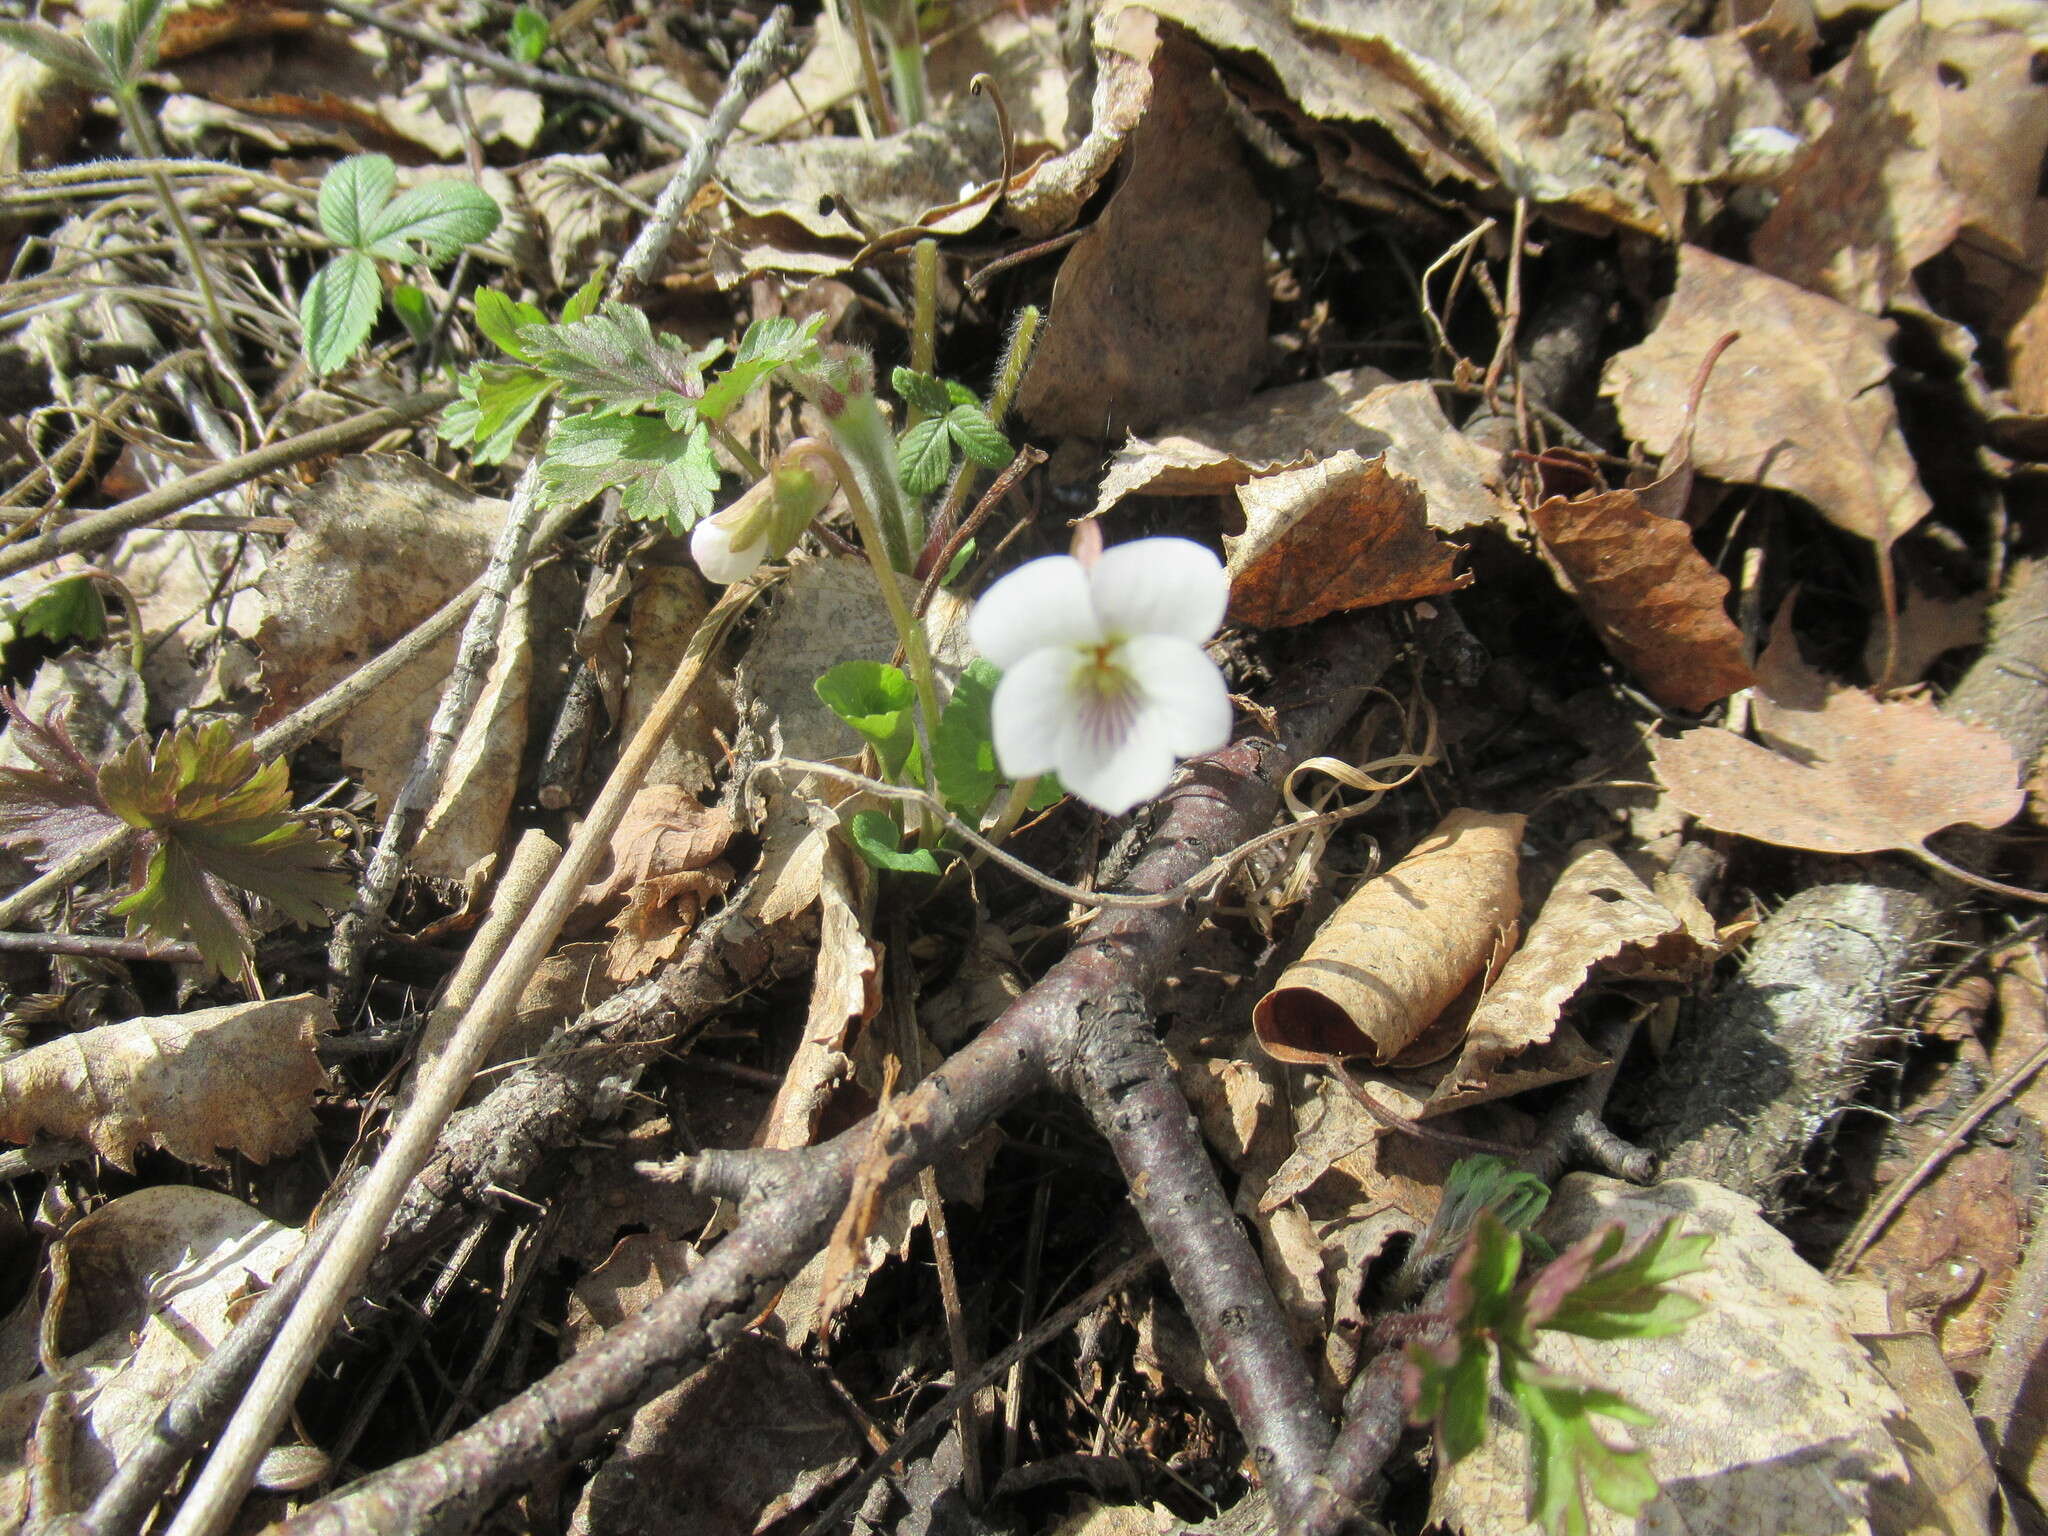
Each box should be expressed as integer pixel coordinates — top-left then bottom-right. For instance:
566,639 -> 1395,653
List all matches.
0,995 -> 332,1170
578,785 -> 736,984
1653,610 -> 2021,861
1604,245 -> 1932,552
1224,451 -> 1469,628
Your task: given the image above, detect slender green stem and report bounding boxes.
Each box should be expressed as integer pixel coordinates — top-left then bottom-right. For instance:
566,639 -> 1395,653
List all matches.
909,238 -> 938,413
116,89 -> 230,346
709,421 -> 766,482
976,775 -> 1038,857
883,0 -> 927,127
930,305 -> 1040,545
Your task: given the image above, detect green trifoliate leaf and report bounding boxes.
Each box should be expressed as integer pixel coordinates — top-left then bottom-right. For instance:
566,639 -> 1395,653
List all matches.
1502,1361 -> 1658,1536
473,287 -> 546,362
390,282 -> 435,347
441,363 -> 553,464
98,720 -> 352,975
537,412 -> 719,533
0,20 -> 115,88
300,251 -> 382,375
364,179 -> 501,263
932,658 -> 999,817
695,313 -> 826,422
846,810 -> 943,877
2,575 -> 107,650
891,366 -> 951,418
516,302 -> 713,416
317,153 -> 395,249
1522,1218 -> 1711,1342
945,403 -> 1012,470
112,0 -> 169,80
814,660 -> 918,777
897,415 -> 953,497
508,4 -> 549,62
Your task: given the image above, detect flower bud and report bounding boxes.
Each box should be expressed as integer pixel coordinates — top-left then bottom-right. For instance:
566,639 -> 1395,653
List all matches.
690,461 -> 835,585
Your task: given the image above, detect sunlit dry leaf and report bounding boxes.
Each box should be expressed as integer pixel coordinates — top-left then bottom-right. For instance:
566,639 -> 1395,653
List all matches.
577,786 -> 735,983
1604,246 -> 1931,551
758,839 -> 879,1151
1225,451 -> 1468,628
1750,40 -> 1964,313
1859,579 -> 1988,686
1530,474 -> 1755,713
1254,809 -> 1522,1065
0,995 -> 332,1170
1858,1332 -> 2000,1536
1652,612 -> 2021,857
1015,16 -> 1267,438
1004,3 -> 1158,237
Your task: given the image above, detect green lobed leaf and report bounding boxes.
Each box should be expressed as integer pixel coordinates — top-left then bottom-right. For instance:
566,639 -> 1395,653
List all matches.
897,416 -> 953,497
3,575 -> 107,649
390,282 -> 435,347
98,720 -> 352,974
0,20 -> 115,88
0,695 -> 130,868
891,366 -> 951,417
365,180 -> 501,263
932,658 -> 1000,817
943,379 -> 978,407
441,363 -> 554,464
694,313 -> 825,422
946,403 -> 1012,470
516,302 -> 713,416
560,269 -> 605,323
1502,1360 -> 1658,1536
300,250 -> 382,375
473,287 -> 545,362
1525,1219 -> 1711,1341
537,412 -> 719,533
815,660 -> 918,777
846,809 -> 943,877
317,153 -> 395,249
508,4 -> 549,62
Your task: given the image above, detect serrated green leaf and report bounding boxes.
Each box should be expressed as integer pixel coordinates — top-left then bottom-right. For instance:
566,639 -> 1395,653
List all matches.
390,282 -> 435,347
1527,1219 -> 1711,1341
932,658 -> 999,817
517,302 -> 712,417
365,179 -> 501,263
508,4 -> 549,62
695,313 -> 825,422
300,250 -> 382,375
81,18 -> 125,85
3,575 -> 107,649
815,660 -> 918,777
317,154 -> 395,248
1503,1361 -> 1658,1536
112,0 -> 168,79
846,810 -> 943,876
98,720 -> 351,975
561,270 -> 605,323
537,412 -> 719,533
0,695 -> 130,868
474,287 -> 545,362
442,363 -> 553,464
897,416 -> 953,497
891,366 -> 951,417
946,403 -> 1012,470
0,20 -> 115,88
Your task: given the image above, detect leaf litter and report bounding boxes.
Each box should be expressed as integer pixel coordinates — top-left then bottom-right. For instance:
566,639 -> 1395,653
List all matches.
0,1 -> 2041,1533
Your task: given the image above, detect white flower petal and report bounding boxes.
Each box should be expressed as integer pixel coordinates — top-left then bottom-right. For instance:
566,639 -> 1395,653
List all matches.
969,555 -> 1101,668
1121,634 -> 1233,755
990,647 -> 1080,778
691,515 -> 768,584
1056,703 -> 1177,816
1089,537 -> 1228,643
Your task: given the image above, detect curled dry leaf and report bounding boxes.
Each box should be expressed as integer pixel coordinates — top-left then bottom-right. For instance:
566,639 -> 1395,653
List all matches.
1430,1176 -> 1981,1536
758,839 -> 879,1152
1014,14 -> 1268,438
1224,450 -> 1469,628
576,785 -> 735,983
0,995 -> 333,1170
1003,3 -> 1157,237
1254,808 -> 1523,1065
0,1187 -> 302,1520
1653,611 -> 2022,858
1603,245 -> 1931,551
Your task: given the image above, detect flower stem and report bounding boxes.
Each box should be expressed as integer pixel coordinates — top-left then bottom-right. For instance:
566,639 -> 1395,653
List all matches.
979,775 -> 1038,852
909,238 -> 938,415
709,421 -> 765,481
116,89 -> 230,348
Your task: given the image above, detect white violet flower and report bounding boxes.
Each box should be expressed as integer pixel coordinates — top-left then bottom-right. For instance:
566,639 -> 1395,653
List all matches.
969,536 -> 1233,815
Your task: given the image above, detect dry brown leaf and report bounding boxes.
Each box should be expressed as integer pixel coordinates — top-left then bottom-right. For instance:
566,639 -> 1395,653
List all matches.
574,786 -> 735,983
1653,611 -> 2021,858
0,995 -> 331,1170
1603,245 -> 1932,551
1015,15 -> 1267,438
1253,809 -> 1523,1065
1003,3 -> 1157,237
1858,1332 -> 1999,1536
758,839 -> 879,1152
620,563 -> 734,797
1859,580 -> 1989,686
1224,451 -> 1468,628
0,1187 -> 304,1519
1530,468 -> 1755,713
1750,39 -> 1964,313
1431,1177 -> 1942,1536
1094,370 -> 1512,536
